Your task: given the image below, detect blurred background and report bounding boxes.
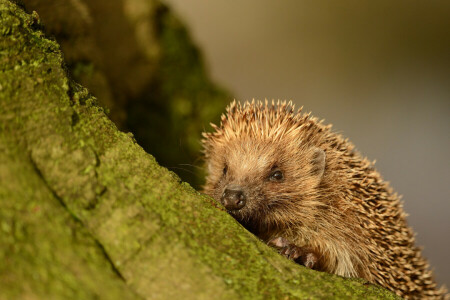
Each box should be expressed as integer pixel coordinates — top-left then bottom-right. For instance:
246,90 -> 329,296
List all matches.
166,0 -> 450,287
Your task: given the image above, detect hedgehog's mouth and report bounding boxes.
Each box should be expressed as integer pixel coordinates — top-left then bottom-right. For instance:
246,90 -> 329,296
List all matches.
227,201 -> 274,236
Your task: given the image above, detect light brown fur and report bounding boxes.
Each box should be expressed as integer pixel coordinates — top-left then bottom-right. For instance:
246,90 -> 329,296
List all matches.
202,100 -> 447,299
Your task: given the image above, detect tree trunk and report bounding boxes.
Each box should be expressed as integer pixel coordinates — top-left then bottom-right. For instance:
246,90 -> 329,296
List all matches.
0,1 -> 398,299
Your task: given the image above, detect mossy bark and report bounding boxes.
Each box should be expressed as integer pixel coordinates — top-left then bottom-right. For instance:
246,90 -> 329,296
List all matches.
19,0 -> 230,187
0,1 -> 399,299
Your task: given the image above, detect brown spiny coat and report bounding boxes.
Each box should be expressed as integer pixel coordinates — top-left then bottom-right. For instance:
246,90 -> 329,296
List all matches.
202,100 -> 446,299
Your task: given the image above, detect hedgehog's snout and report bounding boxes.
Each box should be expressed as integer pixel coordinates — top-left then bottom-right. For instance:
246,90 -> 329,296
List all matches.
221,186 -> 246,211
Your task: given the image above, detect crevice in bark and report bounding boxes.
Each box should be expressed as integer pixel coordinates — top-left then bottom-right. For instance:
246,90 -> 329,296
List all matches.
28,149 -> 127,283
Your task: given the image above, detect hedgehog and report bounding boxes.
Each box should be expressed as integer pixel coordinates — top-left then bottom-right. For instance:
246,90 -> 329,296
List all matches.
201,100 -> 447,299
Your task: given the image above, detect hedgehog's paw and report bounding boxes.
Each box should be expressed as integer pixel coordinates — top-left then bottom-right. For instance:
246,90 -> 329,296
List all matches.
268,237 -> 318,269
299,251 -> 318,269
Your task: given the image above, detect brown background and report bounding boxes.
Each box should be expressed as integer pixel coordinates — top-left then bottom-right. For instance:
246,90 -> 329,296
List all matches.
166,0 -> 450,286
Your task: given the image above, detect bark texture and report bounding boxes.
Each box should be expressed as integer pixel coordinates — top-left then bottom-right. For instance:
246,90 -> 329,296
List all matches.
0,1 -> 399,299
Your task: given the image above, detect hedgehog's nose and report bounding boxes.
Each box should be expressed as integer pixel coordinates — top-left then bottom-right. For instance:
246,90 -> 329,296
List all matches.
221,188 -> 246,210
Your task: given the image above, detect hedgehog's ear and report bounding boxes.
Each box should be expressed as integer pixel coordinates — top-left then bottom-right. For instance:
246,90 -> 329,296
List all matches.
310,147 -> 326,182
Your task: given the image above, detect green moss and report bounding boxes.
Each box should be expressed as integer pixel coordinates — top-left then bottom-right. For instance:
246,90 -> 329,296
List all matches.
0,1 -> 399,299
0,135 -> 140,300
0,2 -> 138,298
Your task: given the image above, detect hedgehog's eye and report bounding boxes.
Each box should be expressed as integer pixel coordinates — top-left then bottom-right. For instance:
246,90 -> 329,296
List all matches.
223,165 -> 228,176
269,170 -> 283,181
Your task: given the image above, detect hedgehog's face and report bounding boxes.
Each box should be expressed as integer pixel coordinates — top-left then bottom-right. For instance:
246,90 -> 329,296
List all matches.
204,136 -> 326,233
